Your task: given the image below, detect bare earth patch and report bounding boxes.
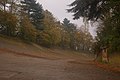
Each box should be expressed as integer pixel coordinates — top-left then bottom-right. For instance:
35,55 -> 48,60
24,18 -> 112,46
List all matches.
0,37 -> 120,80
0,49 -> 120,80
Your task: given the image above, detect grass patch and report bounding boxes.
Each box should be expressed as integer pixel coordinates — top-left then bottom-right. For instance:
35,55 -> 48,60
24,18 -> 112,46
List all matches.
0,34 -> 32,45
109,53 -> 120,67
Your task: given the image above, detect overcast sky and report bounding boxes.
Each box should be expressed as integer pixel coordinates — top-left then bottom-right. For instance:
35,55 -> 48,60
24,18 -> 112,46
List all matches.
37,0 -> 96,36
37,0 -> 84,27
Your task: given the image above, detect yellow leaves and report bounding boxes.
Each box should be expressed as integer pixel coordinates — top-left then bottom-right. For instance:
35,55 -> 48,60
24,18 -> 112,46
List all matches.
40,26 -> 62,46
41,10 -> 63,46
50,27 -> 61,45
20,17 -> 37,41
61,30 -> 70,43
0,11 -> 17,26
0,11 -> 18,36
74,31 -> 82,42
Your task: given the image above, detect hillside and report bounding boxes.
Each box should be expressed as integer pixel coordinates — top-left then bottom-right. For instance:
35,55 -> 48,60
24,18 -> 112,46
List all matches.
0,36 -> 120,80
0,36 -> 91,60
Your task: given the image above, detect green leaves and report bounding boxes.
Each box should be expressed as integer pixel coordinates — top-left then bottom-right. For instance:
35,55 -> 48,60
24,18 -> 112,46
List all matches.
21,0 -> 44,30
95,1 -> 120,53
0,0 -> 93,50
68,0 -> 120,54
68,0 -> 105,20
0,11 -> 17,36
20,16 -> 37,42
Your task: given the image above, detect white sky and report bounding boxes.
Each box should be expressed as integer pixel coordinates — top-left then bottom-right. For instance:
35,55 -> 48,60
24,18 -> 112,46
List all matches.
37,0 -> 96,36
37,0 -> 84,27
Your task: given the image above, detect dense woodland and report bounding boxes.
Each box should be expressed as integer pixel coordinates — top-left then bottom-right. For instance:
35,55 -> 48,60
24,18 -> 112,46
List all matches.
0,0 -> 120,60
68,0 -> 120,55
0,0 -> 93,52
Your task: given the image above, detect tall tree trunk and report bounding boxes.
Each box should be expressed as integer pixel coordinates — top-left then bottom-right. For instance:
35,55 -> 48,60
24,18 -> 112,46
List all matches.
3,0 -> 6,12
10,0 -> 14,13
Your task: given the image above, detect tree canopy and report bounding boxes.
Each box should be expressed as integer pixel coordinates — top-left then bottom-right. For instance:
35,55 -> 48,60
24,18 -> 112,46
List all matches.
68,0 -> 120,56
0,0 -> 93,52
21,0 -> 44,30
68,0 -> 119,20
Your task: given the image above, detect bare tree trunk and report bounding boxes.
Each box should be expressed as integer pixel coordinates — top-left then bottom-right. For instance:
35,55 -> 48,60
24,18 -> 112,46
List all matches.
3,0 -> 6,12
10,0 -> 14,13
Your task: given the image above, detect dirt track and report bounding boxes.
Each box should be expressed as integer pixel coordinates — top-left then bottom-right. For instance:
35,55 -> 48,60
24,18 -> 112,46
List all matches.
0,49 -> 120,80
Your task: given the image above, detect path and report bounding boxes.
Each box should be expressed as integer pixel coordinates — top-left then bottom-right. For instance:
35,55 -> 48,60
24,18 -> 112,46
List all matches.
0,50 -> 120,80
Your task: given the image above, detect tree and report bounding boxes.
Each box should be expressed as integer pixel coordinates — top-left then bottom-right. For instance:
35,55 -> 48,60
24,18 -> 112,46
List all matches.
74,25 -> 93,52
63,18 -> 70,27
60,25 -> 71,49
96,6 -> 120,53
0,0 -> 8,11
6,0 -> 19,13
38,10 -> 62,47
19,16 -> 37,42
62,18 -> 77,49
68,0 -> 106,20
0,10 -> 18,36
68,0 -> 120,60
68,0 -> 119,21
21,0 -> 44,30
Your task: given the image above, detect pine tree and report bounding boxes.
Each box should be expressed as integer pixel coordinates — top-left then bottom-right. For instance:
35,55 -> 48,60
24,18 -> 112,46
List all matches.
21,0 -> 44,30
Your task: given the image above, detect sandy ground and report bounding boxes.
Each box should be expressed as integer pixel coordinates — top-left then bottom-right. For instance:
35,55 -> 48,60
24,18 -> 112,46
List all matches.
0,49 -> 120,80
0,37 -> 120,80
